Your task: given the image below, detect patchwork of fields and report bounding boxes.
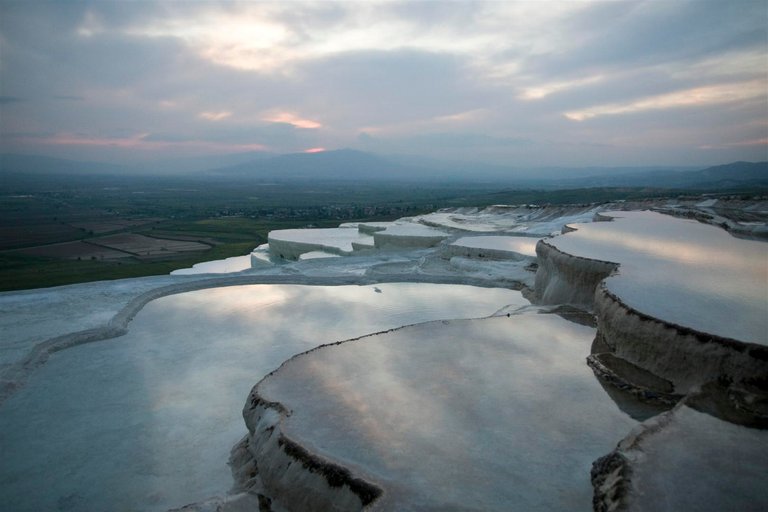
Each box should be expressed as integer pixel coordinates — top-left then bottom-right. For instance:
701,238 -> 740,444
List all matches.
12,234 -> 212,261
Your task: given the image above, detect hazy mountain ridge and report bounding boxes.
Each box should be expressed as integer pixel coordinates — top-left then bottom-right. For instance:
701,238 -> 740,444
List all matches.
0,153 -> 134,176
1,150 -> 766,190
0,152 -> 274,176
209,150 -> 704,184
208,149 -> 412,180
563,161 -> 768,189
692,161 -> 768,185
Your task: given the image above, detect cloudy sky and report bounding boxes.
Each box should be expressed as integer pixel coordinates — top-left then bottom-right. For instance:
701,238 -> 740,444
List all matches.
0,0 -> 766,168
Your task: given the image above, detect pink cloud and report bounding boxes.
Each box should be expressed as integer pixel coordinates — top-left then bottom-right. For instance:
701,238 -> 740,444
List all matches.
14,132 -> 269,153
263,111 -> 322,129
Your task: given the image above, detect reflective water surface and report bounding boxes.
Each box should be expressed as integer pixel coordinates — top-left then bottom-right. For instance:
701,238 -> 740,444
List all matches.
0,283 -> 524,512
550,211 -> 768,344
259,314 -> 638,511
629,406 -> 768,512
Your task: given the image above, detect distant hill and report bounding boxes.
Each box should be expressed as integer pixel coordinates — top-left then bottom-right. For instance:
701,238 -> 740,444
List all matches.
562,161 -> 768,189
2,150 -> 766,190
211,150 -> 768,189
208,149 -> 414,180
687,161 -> 768,188
0,153 -> 132,175
207,149 -> 690,183
0,152 -> 275,176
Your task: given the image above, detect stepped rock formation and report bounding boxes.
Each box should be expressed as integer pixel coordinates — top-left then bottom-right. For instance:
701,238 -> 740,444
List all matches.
231,207 -> 766,511
2,200 -> 766,511
533,210 -> 767,392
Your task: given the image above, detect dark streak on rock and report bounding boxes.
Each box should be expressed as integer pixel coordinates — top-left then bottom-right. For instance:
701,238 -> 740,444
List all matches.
591,451 -> 631,512
276,434 -> 382,506
257,493 -> 273,512
249,393 -> 289,416
587,354 -> 682,406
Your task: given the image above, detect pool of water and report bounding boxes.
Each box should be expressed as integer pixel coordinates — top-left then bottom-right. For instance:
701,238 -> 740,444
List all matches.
550,211 -> 768,344
0,283 -> 525,512
259,313 -> 638,511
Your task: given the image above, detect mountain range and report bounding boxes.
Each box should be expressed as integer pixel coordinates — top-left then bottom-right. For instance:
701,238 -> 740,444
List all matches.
1,150 -> 766,190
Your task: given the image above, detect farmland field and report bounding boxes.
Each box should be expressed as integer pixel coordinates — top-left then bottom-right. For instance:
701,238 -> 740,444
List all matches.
13,241 -> 130,260
0,224 -> 86,250
69,218 -> 161,234
88,233 -> 211,257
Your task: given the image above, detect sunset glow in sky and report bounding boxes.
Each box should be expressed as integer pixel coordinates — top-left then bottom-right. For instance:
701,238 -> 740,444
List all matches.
0,0 -> 766,167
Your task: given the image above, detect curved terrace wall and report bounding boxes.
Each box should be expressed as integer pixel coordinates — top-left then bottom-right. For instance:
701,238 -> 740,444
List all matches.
594,284 -> 768,393
234,393 -> 380,512
442,244 -> 532,261
267,234 -> 346,260
372,232 -> 447,249
592,397 -> 768,512
533,213 -> 768,393
533,239 -> 618,308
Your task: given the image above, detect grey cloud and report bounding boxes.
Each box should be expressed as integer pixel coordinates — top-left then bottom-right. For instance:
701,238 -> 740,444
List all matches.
383,1 -> 484,30
356,131 -> 534,163
297,49 -> 491,127
270,1 -> 350,42
409,132 -> 533,148
198,123 -> 315,147
527,69 -> 712,113
1,130 -> 56,138
141,133 -> 197,143
0,96 -> 25,104
143,121 -> 319,152
357,132 -> 374,143
524,0 -> 767,79
0,0 -> 763,167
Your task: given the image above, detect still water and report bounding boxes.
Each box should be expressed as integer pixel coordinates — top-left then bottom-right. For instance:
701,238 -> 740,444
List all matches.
0,283 -> 525,512
550,211 -> 768,344
260,314 -> 637,511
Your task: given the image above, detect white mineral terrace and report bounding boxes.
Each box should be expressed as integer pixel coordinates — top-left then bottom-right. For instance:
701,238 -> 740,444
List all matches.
171,254 -> 252,275
250,313 -> 638,511
267,223 -> 450,261
545,210 -> 768,344
414,205 -> 605,235
1,201 -> 766,512
262,205 -> 608,263
448,235 -> 540,258
371,223 -> 449,247
268,227 -> 374,259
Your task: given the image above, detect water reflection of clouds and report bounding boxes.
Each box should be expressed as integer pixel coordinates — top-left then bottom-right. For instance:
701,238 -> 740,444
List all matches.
552,211 -> 768,344
1,283 -> 522,512
260,314 -> 635,510
141,283 -> 525,422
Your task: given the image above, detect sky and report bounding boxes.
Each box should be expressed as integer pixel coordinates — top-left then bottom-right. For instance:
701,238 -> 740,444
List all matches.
0,0 -> 766,168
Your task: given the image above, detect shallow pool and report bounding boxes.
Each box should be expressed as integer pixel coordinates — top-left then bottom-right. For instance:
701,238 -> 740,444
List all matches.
258,313 -> 638,511
0,283 -> 525,512
550,211 -> 768,344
